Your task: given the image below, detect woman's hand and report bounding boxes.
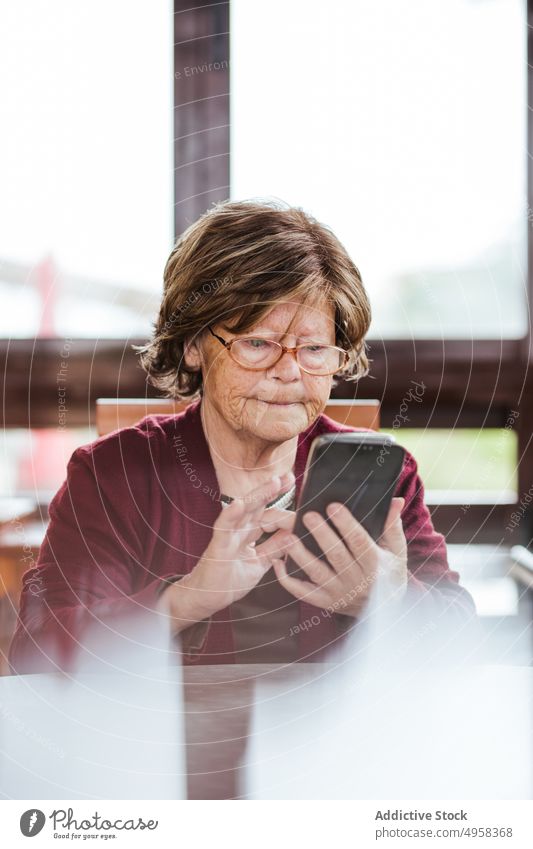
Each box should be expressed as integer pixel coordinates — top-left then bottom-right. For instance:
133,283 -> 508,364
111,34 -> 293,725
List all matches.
272,497 -> 407,618
158,472 -> 295,632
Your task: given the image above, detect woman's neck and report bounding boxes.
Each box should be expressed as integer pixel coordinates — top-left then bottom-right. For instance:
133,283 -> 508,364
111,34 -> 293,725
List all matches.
200,397 -> 298,498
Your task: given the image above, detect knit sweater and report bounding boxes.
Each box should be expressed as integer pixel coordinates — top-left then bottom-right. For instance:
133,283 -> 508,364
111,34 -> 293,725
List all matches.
9,399 -> 476,673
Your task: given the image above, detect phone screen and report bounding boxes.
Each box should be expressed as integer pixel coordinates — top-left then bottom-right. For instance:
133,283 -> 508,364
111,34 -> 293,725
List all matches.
286,433 -> 405,578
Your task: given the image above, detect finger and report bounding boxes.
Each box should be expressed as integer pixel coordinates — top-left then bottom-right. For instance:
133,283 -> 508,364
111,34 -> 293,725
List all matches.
237,473 -> 296,544
272,558 -> 332,608
325,502 -> 376,572
214,471 -> 295,533
240,471 -> 296,518
212,494 -> 246,532
378,497 -> 407,555
254,528 -> 295,563
248,470 -> 294,503
300,510 -> 355,577
383,497 -> 405,531
281,535 -> 337,587
259,506 -> 296,534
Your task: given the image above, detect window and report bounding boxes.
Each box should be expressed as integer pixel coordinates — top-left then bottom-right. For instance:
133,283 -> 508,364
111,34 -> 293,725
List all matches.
399,428 -> 518,503
231,0 -> 527,338
2,0 -> 529,545
0,0 -> 173,338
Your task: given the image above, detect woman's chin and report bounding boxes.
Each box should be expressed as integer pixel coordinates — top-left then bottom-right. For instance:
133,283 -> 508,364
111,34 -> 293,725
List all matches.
245,399 -> 308,440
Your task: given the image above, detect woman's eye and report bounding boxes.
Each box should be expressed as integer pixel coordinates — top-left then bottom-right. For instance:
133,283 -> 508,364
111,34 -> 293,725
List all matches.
244,338 -> 269,348
304,345 -> 326,353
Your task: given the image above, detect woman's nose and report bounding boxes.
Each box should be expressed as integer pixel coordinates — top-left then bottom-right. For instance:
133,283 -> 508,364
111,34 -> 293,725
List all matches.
267,349 -> 301,380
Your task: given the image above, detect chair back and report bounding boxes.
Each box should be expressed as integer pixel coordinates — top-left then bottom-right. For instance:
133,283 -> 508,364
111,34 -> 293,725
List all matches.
96,397 -> 380,436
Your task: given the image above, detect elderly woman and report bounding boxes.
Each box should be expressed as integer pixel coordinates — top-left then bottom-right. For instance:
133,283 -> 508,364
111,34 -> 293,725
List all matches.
10,200 -> 474,672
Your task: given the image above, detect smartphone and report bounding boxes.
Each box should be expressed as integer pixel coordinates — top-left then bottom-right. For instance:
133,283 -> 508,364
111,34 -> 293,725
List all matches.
286,432 -> 405,580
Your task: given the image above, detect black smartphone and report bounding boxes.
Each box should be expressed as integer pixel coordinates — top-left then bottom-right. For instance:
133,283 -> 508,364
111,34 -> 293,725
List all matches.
286,432 -> 405,580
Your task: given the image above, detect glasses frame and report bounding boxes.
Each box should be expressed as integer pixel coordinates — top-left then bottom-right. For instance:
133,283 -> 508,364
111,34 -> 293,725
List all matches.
207,326 -> 349,376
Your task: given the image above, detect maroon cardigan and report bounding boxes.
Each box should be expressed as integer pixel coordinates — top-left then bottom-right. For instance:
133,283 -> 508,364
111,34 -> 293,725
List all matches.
9,399 -> 475,673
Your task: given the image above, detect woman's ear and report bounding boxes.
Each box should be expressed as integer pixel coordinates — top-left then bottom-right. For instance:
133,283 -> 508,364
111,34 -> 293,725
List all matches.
183,335 -> 202,370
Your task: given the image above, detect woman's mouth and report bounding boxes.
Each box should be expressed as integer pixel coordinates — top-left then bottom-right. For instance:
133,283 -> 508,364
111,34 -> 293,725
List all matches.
256,399 -> 300,407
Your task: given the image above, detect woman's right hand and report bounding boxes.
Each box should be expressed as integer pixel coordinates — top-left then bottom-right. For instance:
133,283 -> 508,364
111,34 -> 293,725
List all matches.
158,471 -> 295,633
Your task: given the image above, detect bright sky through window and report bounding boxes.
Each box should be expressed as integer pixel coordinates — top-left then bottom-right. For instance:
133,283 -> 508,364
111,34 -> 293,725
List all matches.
231,0 -> 527,338
0,0 -> 173,336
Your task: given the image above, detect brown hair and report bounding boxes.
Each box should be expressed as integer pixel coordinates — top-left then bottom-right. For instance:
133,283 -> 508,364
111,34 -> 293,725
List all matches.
138,199 -> 372,399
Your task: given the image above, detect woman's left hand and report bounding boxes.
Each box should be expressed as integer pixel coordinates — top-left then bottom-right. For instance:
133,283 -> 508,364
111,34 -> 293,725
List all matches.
271,497 -> 408,618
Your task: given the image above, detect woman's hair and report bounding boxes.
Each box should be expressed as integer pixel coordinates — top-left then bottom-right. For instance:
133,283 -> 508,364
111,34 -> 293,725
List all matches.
138,198 -> 372,399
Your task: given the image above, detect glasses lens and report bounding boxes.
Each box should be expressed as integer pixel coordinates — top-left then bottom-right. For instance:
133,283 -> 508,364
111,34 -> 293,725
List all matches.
231,338 -> 280,367
298,345 -> 344,374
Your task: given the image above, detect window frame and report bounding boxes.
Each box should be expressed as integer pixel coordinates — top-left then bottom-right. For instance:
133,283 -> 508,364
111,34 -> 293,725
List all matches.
1,0 -> 531,545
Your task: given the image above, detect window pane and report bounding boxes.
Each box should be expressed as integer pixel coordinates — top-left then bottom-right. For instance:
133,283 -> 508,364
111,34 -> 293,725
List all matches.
0,1 -> 173,338
2,427 -> 517,503
231,0 -> 527,338
1,429 -> 96,499
396,429 -> 518,501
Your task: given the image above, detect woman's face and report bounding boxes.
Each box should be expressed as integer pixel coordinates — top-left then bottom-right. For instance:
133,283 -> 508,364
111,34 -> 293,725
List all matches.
185,298 -> 337,443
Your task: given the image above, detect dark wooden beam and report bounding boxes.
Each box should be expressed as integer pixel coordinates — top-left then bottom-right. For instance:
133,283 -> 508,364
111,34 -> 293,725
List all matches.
1,339 -> 149,429
430,503 -> 514,546
174,0 -> 230,237
1,337 -> 527,430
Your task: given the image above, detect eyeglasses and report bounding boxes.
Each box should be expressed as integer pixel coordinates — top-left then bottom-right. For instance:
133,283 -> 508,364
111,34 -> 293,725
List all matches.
207,326 -> 349,376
